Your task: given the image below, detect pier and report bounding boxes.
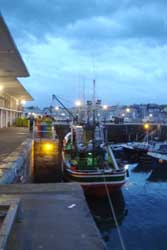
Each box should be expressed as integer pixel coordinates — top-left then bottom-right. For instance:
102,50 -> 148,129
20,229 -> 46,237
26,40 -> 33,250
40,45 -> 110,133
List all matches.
0,127 -> 106,250
0,184 -> 106,250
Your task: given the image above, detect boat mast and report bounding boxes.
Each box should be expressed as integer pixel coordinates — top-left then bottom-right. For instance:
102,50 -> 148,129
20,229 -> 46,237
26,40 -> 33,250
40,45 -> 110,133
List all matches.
92,79 -> 96,167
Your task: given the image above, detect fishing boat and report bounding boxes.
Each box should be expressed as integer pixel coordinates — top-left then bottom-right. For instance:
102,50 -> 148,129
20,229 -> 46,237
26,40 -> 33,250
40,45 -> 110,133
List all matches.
62,123 -> 127,197
53,81 -> 127,196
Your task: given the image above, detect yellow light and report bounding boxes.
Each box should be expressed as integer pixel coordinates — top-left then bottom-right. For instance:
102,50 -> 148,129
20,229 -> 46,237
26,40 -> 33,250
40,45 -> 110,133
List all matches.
144,123 -> 149,130
126,108 -> 130,113
43,143 -> 54,152
0,85 -> 4,91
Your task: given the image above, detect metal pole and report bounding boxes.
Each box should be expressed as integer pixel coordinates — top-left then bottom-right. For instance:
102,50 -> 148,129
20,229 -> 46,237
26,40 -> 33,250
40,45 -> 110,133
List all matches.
92,80 -> 96,167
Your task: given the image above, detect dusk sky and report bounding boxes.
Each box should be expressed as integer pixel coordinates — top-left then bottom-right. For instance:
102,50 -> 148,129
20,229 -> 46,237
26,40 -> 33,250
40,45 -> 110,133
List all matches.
1,0 -> 167,107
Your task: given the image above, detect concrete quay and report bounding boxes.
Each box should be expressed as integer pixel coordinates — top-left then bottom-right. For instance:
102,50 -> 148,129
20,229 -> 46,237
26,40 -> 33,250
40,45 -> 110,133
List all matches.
0,129 -> 106,249
0,127 -> 30,162
0,127 -> 33,184
0,183 -> 107,250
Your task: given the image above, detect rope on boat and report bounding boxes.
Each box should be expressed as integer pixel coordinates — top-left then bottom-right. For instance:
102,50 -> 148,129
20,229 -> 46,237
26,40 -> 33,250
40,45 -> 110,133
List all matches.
103,177 -> 126,250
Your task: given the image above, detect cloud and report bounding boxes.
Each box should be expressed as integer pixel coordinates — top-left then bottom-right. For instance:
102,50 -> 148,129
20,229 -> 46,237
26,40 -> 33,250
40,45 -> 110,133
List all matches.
2,0 -> 167,106
18,31 -> 167,107
2,0 -> 167,42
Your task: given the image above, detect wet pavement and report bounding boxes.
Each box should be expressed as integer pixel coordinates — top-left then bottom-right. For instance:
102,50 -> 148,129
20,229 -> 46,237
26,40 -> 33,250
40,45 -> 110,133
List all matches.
0,184 -> 106,250
0,127 -> 30,162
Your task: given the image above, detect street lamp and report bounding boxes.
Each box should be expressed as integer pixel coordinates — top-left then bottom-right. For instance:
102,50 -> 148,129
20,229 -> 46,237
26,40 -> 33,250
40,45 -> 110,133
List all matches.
75,100 -> 82,122
144,123 -> 150,143
144,123 -> 150,130
102,105 -> 108,110
55,106 -> 59,111
75,100 -> 82,107
102,105 -> 108,122
126,108 -> 130,113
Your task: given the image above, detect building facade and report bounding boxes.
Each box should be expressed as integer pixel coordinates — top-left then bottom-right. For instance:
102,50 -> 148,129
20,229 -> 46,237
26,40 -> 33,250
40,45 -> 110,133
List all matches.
0,14 -> 32,128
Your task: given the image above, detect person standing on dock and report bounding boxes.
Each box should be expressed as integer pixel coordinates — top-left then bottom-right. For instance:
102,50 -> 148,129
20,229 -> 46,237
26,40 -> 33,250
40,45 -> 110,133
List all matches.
35,116 -> 42,137
29,114 -> 34,132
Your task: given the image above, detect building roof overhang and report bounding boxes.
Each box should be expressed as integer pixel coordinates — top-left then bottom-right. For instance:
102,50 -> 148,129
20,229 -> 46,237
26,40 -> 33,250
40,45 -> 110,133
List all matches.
0,77 -> 33,101
0,14 -> 29,77
0,13 -> 33,103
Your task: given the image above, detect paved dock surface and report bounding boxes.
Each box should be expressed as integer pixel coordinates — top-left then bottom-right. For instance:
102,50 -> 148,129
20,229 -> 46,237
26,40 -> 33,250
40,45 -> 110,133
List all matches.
0,184 -> 106,250
0,127 -> 30,162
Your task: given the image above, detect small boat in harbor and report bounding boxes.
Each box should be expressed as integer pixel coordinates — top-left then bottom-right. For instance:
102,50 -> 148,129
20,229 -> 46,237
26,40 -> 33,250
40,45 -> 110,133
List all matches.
62,124 -> 127,197
147,147 -> 167,181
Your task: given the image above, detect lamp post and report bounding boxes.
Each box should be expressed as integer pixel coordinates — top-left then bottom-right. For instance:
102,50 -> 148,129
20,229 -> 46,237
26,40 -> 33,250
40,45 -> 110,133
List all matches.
144,123 -> 150,144
55,106 -> 59,121
126,108 -> 130,113
102,105 -> 108,142
75,100 -> 82,123
102,105 -> 108,123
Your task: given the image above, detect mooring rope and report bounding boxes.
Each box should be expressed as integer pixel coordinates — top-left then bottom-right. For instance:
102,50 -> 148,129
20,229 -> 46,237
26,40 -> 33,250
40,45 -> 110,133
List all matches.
103,179 -> 126,250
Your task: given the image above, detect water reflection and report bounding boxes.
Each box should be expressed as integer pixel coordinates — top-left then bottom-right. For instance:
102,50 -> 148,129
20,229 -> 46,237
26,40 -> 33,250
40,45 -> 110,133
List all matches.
148,160 -> 167,181
86,190 -> 127,242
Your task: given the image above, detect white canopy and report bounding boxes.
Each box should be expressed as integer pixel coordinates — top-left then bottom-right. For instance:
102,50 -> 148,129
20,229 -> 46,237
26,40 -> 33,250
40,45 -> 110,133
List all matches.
0,14 -> 32,101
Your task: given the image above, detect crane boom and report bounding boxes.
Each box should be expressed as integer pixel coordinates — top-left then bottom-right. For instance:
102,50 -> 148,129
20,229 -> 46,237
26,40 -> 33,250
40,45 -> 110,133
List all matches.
52,95 -> 75,120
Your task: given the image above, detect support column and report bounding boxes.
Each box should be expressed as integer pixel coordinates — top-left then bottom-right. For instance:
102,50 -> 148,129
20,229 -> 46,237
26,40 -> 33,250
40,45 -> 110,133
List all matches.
5,110 -> 8,128
0,109 -> 3,128
2,110 -> 5,128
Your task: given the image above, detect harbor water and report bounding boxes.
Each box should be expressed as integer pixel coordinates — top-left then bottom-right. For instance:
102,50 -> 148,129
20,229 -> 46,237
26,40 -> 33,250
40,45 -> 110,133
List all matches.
87,164 -> 167,250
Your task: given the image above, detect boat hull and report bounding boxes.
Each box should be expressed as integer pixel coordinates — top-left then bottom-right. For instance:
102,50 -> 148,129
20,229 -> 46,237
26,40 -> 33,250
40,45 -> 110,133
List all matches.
63,167 -> 126,197
81,182 -> 125,197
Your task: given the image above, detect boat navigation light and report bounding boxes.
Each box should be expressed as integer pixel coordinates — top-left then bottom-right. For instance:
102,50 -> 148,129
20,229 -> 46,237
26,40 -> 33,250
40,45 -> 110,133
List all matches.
124,164 -> 129,170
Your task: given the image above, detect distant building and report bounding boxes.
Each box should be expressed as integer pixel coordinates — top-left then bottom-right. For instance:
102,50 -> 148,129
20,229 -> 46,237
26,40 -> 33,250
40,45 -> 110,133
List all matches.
0,14 -> 32,128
